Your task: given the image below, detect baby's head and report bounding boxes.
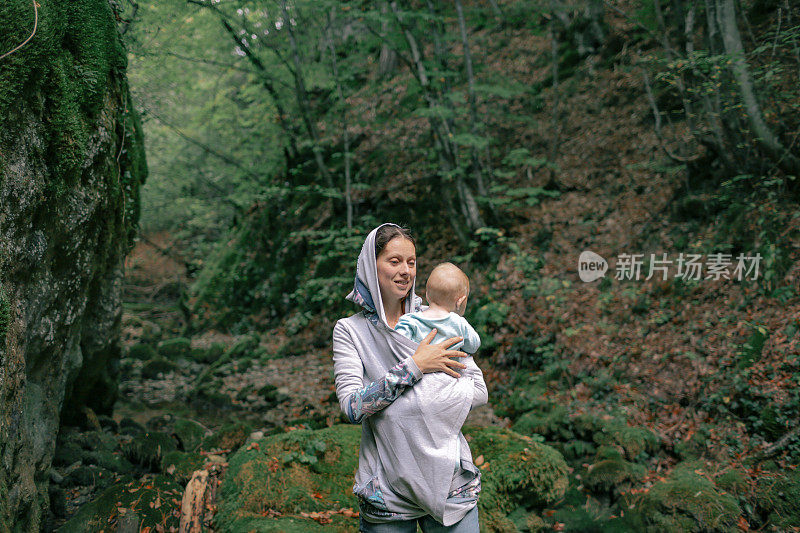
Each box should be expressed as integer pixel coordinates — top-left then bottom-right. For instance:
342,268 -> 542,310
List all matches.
425,262 -> 470,315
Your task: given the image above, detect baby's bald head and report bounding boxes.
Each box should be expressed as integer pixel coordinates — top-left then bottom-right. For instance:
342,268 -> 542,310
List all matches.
425,262 -> 470,310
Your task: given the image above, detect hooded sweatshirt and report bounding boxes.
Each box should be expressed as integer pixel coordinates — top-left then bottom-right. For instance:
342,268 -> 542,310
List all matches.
332,223 -> 486,526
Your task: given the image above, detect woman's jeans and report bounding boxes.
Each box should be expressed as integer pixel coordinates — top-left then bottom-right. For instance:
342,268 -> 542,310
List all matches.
359,504 -> 479,533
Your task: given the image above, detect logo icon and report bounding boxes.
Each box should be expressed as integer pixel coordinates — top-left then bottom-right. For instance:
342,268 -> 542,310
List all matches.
579,250 -> 607,282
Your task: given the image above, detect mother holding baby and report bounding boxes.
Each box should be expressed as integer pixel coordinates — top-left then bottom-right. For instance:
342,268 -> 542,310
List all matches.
332,223 -> 488,532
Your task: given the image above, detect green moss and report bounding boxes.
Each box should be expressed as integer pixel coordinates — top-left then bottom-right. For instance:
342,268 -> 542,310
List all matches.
715,469 -> 748,496
593,420 -> 658,461
512,403 -> 572,441
463,425 -> 569,524
127,343 -> 158,360
173,418 -> 208,452
161,451 -> 206,485
756,469 -> 800,529
581,446 -> 646,494
214,424 -> 361,531
198,422 -> 253,452
58,475 -> 182,532
630,462 -> 740,532
124,431 -> 177,471
141,357 -> 178,379
157,337 -> 191,359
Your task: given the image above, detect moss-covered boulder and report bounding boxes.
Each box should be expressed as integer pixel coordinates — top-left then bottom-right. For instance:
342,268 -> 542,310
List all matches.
199,421 -> 253,452
755,468 -> 800,529
141,357 -> 179,379
124,431 -> 178,471
215,424 -> 361,531
581,446 -> 645,495
215,424 -> 568,532
126,343 -> 158,361
173,418 -> 209,452
463,426 -> 569,532
157,337 -> 192,359
58,475 -> 182,532
623,462 -> 740,532
592,420 -> 659,461
161,450 -> 206,485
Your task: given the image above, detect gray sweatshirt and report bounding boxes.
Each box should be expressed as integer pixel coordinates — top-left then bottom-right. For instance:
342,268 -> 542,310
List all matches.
332,223 -> 486,526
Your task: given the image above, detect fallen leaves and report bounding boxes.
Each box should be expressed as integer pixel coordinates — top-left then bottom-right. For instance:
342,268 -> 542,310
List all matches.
298,508 -> 359,524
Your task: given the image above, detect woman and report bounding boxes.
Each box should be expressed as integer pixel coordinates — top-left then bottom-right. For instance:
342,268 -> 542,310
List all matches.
332,223 -> 488,532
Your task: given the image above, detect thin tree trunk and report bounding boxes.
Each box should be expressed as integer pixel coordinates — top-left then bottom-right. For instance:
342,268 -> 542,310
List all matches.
280,0 -> 333,188
454,0 -> 490,200
378,1 -> 397,78
326,8 -> 353,228
389,0 -> 483,239
716,0 -> 800,173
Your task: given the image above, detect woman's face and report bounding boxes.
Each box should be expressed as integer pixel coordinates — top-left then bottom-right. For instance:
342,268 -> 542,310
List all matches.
376,237 -> 417,304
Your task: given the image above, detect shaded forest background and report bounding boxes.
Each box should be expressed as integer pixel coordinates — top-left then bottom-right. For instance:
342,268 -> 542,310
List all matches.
7,0 -> 800,530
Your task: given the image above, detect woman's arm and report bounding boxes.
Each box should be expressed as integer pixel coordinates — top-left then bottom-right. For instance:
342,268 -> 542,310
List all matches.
332,321 -> 423,424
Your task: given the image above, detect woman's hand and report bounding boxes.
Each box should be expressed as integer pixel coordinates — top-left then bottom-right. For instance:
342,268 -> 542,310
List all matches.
411,329 -> 467,378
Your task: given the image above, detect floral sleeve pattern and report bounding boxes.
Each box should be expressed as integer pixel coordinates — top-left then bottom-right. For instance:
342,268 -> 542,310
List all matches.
346,357 -> 422,424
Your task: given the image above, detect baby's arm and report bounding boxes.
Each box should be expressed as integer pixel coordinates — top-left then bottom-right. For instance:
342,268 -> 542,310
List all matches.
460,355 -> 488,409
393,315 -> 419,342
459,317 -> 481,355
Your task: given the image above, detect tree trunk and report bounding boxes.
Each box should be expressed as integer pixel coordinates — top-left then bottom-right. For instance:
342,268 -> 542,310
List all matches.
326,7 -> 353,228
716,0 -> 800,174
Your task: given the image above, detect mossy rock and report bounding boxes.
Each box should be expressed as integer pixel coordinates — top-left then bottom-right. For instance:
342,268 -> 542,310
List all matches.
214,424 -> 362,531
72,430 -> 118,453
198,422 -> 253,452
63,465 -> 116,490
127,342 -> 158,361
626,462 -> 740,532
161,450 -> 206,485
581,447 -> 645,495
715,469 -> 748,496
755,468 -> 800,529
119,417 -> 146,436
593,420 -> 658,461
141,357 -> 179,379
58,475 -> 183,532
173,418 -> 209,452
83,450 -> 134,475
157,337 -> 192,359
463,425 -> 569,526
124,431 -> 178,471
53,441 -> 84,467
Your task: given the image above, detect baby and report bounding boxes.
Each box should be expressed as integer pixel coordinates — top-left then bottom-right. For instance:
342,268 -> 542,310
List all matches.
394,262 -> 485,479
394,262 -> 481,355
